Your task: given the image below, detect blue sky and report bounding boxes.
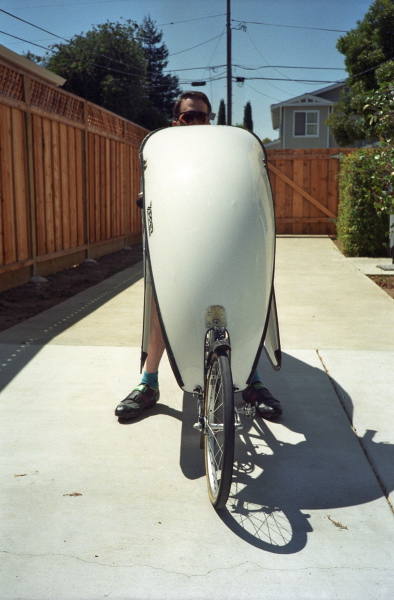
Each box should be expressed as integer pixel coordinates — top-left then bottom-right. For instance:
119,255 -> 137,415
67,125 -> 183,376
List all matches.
1,0 -> 373,139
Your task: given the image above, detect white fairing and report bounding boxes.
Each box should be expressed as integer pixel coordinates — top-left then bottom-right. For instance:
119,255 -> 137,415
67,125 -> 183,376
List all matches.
141,125 -> 279,392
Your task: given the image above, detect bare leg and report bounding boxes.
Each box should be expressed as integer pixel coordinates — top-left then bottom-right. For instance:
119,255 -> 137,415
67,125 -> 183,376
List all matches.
145,296 -> 166,373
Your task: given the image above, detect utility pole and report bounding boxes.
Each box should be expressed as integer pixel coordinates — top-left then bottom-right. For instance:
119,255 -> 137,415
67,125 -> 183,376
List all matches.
226,0 -> 232,125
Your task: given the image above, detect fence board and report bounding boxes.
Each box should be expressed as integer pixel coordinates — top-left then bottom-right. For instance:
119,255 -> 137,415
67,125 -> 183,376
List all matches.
93,134 -> 101,242
293,158 -> 305,235
102,136 -> 108,239
0,105 -> 17,264
118,142 -> 123,236
59,122 -> 70,249
284,157 -> 294,235
32,115 -> 46,256
327,157 -> 339,236
51,120 -> 62,251
11,108 -> 30,261
42,118 -> 55,254
301,158 -> 310,235
87,132 -> 95,243
75,128 -> 84,246
68,126 -> 78,248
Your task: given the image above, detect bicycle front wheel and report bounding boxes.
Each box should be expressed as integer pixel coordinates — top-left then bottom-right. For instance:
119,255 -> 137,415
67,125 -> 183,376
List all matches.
204,351 -> 235,509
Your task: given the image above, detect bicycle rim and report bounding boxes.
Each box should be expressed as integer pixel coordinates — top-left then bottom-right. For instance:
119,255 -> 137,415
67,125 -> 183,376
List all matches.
204,352 -> 234,509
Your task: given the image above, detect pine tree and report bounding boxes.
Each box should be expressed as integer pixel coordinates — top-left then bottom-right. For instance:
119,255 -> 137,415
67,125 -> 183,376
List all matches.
138,15 -> 181,129
243,101 -> 253,131
217,99 -> 226,125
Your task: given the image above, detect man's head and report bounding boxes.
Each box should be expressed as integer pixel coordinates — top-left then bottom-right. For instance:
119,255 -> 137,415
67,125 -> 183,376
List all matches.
172,91 -> 212,126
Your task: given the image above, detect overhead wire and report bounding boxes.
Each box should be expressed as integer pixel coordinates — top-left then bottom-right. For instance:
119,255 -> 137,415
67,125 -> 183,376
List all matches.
168,33 -> 225,57
204,26 -> 227,107
0,8 -> 69,41
3,6 -> 391,97
6,0 -> 136,8
244,81 -> 282,103
231,19 -> 347,33
0,30 -> 51,51
241,28 -> 294,95
0,7 -> 228,71
158,14 -> 226,26
235,64 -> 345,72
0,7 -> 146,74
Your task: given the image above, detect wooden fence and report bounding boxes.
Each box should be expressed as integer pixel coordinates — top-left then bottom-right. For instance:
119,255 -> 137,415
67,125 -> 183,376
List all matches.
1,61 -> 356,291
267,148 -> 355,235
0,59 -> 149,291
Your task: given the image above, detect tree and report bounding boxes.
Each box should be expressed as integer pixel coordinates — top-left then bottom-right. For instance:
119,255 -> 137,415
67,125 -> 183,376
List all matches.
363,83 -> 394,216
327,0 -> 394,145
137,16 -> 181,129
217,99 -> 226,125
35,20 -> 147,124
338,0 -> 394,90
243,101 -> 253,131
27,17 -> 180,129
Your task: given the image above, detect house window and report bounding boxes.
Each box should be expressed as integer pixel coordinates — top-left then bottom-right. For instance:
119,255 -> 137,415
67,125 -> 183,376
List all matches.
294,111 -> 318,136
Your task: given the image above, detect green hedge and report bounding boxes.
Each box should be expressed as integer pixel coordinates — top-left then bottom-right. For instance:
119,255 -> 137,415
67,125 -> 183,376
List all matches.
337,148 -> 391,257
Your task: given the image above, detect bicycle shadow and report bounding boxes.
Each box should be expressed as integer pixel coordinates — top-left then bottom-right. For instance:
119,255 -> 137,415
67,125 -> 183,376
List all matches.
179,352 -> 394,554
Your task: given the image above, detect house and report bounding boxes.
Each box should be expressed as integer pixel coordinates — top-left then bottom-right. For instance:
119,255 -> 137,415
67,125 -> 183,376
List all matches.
266,82 -> 347,149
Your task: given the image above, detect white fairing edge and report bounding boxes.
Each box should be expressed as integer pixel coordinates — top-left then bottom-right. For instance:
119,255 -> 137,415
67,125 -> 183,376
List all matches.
141,126 -> 277,392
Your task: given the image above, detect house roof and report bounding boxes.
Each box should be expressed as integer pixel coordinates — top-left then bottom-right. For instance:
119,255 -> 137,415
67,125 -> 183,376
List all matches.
271,82 -> 346,130
0,44 -> 66,86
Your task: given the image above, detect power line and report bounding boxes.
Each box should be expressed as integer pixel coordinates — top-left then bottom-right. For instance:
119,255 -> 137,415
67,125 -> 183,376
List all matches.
158,14 -> 226,26
0,30 -> 52,51
7,0 -> 133,8
232,19 -> 347,33
244,82 -> 282,103
235,65 -> 346,71
0,8 -> 68,41
175,74 -> 343,85
0,32 -> 143,79
164,64 -> 226,73
163,63 -> 345,74
243,29 -> 293,94
1,6 -> 225,67
244,77 -> 343,84
168,33 -> 225,57
0,8 -> 146,73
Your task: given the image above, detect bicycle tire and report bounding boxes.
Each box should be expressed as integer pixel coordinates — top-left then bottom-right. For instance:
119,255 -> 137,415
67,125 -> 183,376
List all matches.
204,351 -> 235,509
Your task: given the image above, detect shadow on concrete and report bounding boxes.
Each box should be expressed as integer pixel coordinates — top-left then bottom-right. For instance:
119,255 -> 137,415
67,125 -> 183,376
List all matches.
179,352 -> 394,554
0,267 -> 142,393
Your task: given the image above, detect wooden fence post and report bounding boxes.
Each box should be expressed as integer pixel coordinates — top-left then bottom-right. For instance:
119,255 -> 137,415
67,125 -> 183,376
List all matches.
123,120 -> 129,247
23,74 -> 37,277
83,101 -> 90,259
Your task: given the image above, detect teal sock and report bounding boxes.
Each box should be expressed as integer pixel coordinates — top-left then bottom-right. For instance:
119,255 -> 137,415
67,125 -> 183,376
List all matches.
250,370 -> 263,385
141,370 -> 159,389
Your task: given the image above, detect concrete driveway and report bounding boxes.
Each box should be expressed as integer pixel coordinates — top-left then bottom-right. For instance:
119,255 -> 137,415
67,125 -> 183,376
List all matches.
1,236 -> 393,600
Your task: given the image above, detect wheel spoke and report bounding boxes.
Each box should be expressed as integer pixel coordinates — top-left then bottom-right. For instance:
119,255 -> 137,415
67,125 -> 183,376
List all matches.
204,352 -> 234,509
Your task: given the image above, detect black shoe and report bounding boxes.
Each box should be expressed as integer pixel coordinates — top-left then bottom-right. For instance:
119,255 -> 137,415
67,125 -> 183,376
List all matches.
242,382 -> 282,419
115,384 -> 160,419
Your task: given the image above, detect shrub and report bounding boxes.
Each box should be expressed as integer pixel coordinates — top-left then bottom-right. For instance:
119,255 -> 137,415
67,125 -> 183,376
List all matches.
337,148 -> 392,256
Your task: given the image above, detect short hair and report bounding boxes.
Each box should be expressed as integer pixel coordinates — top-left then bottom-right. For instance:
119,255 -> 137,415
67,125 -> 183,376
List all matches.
173,91 -> 212,118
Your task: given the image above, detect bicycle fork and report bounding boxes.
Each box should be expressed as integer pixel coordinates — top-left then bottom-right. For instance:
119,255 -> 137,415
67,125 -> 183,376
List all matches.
193,309 -> 255,436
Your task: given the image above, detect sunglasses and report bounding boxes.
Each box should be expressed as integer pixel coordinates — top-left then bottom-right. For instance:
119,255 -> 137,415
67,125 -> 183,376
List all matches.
176,110 -> 209,124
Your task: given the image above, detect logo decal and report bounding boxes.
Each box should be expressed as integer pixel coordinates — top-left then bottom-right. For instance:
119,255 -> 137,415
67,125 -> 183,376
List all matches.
147,202 -> 153,236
